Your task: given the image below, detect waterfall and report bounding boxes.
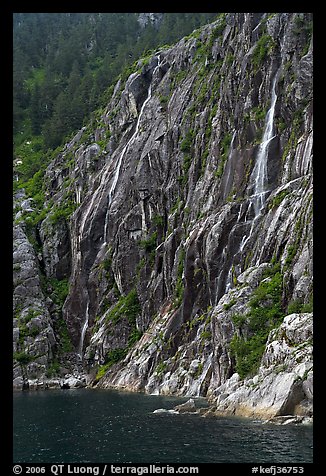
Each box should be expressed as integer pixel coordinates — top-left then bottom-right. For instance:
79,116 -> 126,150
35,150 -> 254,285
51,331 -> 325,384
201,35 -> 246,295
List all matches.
251,70 -> 279,217
223,69 -> 280,295
78,301 -> 89,358
223,130 -> 237,201
76,185 -> 81,205
238,69 -> 280,254
102,54 -> 162,245
80,54 -> 162,246
77,54 -> 162,358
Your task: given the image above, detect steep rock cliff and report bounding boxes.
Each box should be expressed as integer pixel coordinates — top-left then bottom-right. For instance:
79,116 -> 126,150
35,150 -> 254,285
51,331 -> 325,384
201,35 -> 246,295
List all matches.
13,192 -> 56,388
13,13 -> 313,418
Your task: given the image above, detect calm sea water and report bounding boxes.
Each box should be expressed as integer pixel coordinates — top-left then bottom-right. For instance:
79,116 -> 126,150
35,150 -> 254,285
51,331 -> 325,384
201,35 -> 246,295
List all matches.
13,389 -> 313,463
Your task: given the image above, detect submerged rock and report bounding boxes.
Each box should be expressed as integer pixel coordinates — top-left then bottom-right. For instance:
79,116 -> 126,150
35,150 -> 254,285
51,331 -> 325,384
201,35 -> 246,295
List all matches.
174,398 -> 197,413
266,415 -> 313,425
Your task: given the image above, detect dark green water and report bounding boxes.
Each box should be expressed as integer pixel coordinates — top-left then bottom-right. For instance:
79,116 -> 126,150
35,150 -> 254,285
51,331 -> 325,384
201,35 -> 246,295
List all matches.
13,389 -> 313,463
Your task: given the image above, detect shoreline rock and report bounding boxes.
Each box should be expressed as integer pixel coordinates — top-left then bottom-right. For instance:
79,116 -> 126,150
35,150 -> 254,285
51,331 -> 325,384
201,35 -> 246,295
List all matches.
264,415 -> 313,425
173,398 -> 197,413
13,373 -> 87,391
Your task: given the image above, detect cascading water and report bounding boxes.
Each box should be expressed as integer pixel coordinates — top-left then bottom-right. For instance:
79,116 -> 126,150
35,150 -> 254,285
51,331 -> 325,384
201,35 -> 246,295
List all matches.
223,130 -> 237,201
78,302 -> 89,357
251,70 -> 279,217
76,54 -> 162,358
223,69 -> 280,295
103,55 -> 161,244
237,69 -> 280,254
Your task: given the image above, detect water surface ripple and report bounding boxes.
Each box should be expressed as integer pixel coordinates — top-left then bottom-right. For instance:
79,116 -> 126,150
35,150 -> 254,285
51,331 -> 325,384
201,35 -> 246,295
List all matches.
13,389 -> 313,463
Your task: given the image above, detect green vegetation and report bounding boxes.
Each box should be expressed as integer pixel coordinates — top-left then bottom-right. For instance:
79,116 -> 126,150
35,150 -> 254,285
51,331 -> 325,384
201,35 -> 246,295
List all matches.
101,257 -> 112,272
252,34 -> 276,71
49,200 -> 78,224
269,189 -> 291,209
13,351 -> 35,365
281,130 -> 297,163
286,298 -> 313,314
252,106 -> 267,123
215,132 -> 233,178
14,13 -> 217,150
95,348 -> 128,380
18,322 -> 38,345
276,117 -> 287,133
14,136 -> 45,183
231,313 -> 247,328
56,318 -> 74,353
210,14 -> 227,40
13,143 -> 65,232
152,214 -> 164,227
159,94 -> 169,107
139,232 -> 157,254
180,130 -> 195,153
200,330 -> 212,340
46,360 -> 61,378
48,278 -> 70,308
281,96 -> 309,166
128,328 -> 143,347
293,15 -> 313,40
179,129 -> 196,185
230,264 -> 285,379
95,288 -> 143,381
170,198 -> 183,215
23,276 -> 73,355
193,13 -> 227,64
16,308 -> 42,347
225,53 -> 235,66
223,298 -> 236,311
136,257 -> 146,276
139,231 -> 158,265
155,361 -> 168,375
105,289 -> 141,325
95,325 -> 143,381
284,214 -> 305,268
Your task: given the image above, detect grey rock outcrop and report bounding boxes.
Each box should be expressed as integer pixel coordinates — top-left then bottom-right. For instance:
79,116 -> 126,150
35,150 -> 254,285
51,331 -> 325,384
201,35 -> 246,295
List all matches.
13,207 -> 57,388
174,398 -> 197,413
209,313 -> 312,419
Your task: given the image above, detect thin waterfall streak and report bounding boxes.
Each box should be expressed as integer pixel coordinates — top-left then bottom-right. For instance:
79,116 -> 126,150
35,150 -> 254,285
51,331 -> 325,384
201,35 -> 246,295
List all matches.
225,266 -> 233,293
102,54 -> 162,243
236,201 -> 246,223
103,207 -> 110,246
239,234 -> 248,253
78,300 -> 90,358
223,130 -> 237,199
226,68 -> 280,287
252,70 -> 279,217
77,55 -> 163,351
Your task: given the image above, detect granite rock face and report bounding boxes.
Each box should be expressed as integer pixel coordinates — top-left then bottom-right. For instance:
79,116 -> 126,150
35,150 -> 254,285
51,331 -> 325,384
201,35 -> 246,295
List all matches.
13,209 -> 57,389
209,312 -> 313,419
13,13 -> 313,419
